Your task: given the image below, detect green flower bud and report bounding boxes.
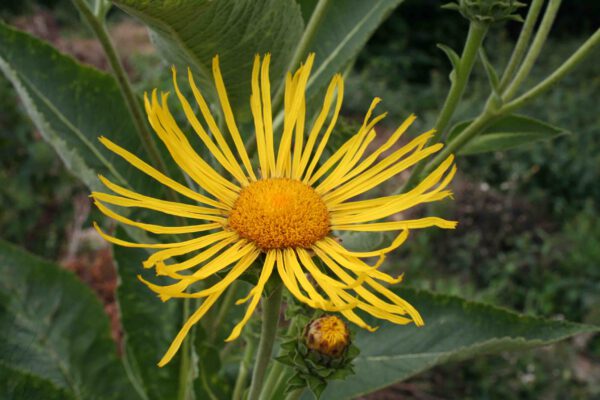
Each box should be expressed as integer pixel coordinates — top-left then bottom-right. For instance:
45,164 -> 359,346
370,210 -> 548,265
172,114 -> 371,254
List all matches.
277,315 -> 359,398
443,0 -> 526,24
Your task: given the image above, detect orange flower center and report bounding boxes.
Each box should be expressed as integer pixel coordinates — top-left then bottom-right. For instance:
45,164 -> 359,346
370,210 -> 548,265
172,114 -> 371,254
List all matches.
228,178 -> 330,250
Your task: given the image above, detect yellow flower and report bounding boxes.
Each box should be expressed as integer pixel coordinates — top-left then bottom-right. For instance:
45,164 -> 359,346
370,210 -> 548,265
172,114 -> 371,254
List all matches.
92,54 -> 457,367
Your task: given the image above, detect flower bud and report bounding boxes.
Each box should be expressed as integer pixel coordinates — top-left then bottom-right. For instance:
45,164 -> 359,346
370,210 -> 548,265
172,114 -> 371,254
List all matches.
304,315 -> 350,358
443,0 -> 526,24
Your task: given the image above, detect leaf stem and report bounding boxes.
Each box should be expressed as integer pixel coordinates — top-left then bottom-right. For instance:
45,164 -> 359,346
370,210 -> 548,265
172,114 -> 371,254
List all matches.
499,0 -> 545,90
71,0 -> 171,197
502,0 -> 562,101
400,21 -> 488,192
248,285 -> 283,400
233,337 -> 256,400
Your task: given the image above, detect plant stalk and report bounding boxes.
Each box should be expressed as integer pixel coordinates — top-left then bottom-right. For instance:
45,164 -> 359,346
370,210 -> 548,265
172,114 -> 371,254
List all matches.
499,0 -> 545,90
248,285 -> 283,400
284,388 -> 304,400
71,0 -> 170,197
503,28 -> 600,114
502,0 -> 562,100
400,21 -> 488,192
233,337 -> 257,400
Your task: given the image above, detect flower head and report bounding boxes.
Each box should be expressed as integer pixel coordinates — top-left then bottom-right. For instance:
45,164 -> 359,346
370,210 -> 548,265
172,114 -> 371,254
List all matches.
305,315 -> 350,358
92,53 -> 457,366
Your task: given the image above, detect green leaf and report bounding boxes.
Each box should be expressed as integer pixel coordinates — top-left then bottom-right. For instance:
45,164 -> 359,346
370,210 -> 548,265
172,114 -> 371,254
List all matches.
112,229 -> 182,400
298,0 -> 405,100
437,43 -> 461,73
315,288 -> 598,399
448,114 -> 568,155
0,22 -> 157,196
113,0 -> 304,119
478,48 -> 501,99
0,364 -> 75,400
0,239 -> 139,400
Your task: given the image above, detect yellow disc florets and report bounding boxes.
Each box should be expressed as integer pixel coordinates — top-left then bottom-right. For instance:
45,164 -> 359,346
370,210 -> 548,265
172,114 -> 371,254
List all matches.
305,315 -> 350,357
228,178 -> 330,250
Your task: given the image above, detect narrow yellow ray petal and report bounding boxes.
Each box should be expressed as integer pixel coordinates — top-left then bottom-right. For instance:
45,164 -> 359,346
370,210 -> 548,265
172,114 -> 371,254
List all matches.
153,247 -> 261,299
330,230 -> 409,258
171,67 -> 248,185
314,240 -> 403,284
365,277 -> 424,326
93,221 -> 214,249
276,55 -> 314,176
154,92 -> 242,193
144,92 -> 238,205
156,235 -> 240,277
302,75 -> 344,181
286,249 -> 353,310
297,73 -> 341,178
225,250 -> 276,341
332,217 -> 458,232
329,155 -> 455,214
260,54 -> 277,176
250,55 -> 268,178
324,143 -> 444,205
98,175 -> 225,216
92,192 -> 227,222
94,200 -> 222,235
143,231 -> 236,268
99,136 -> 226,210
208,59 -> 257,181
158,290 -> 223,367
333,114 -> 417,185
330,156 -> 456,225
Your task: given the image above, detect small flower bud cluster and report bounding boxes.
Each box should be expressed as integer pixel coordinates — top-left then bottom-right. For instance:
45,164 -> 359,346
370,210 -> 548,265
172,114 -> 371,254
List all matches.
443,0 -> 526,24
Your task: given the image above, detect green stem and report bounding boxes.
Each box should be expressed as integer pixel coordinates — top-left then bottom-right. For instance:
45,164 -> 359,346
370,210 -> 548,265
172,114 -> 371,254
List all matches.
503,28 -> 600,114
259,317 -> 301,400
499,0 -> 545,90
71,0 -> 171,198
422,110 -> 499,177
248,285 -> 283,400
400,21 -> 488,192
177,299 -> 193,400
210,281 -> 240,341
284,388 -> 304,400
502,0 -> 562,100
233,337 -> 257,400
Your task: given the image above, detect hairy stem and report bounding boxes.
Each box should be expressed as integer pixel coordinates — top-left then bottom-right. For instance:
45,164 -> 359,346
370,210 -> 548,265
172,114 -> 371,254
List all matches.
248,285 -> 283,400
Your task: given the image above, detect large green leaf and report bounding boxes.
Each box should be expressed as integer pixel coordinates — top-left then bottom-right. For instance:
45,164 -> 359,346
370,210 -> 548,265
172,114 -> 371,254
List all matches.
448,114 -> 568,155
297,0 -> 404,100
113,230 -> 181,400
0,21 -> 157,195
316,287 -> 598,399
0,364 -> 75,400
113,0 -> 304,119
0,239 -> 139,400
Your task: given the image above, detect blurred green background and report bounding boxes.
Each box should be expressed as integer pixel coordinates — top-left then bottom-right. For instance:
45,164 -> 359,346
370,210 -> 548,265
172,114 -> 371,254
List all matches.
1,0 -> 599,398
